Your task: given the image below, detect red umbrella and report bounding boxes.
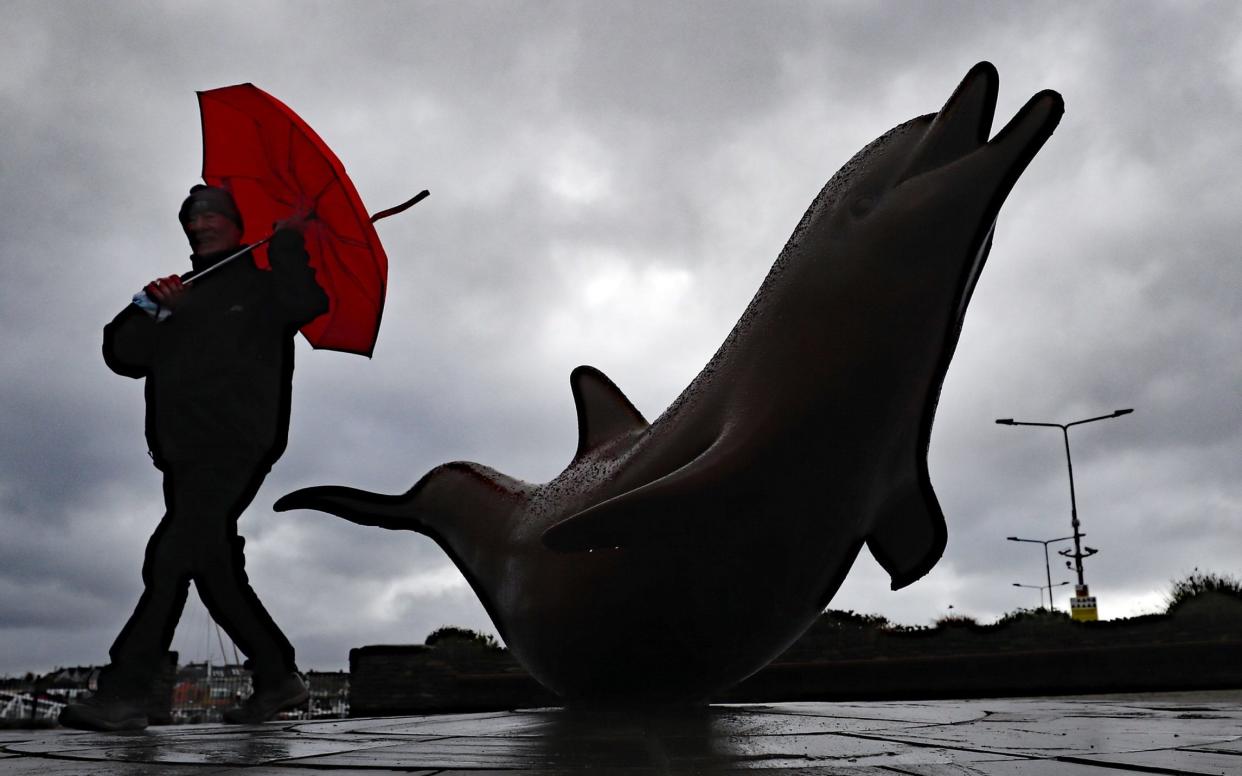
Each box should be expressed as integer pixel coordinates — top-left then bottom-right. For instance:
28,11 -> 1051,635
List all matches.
196,83 -> 425,357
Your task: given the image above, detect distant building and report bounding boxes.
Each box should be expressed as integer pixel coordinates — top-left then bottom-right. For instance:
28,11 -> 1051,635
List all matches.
170,664 -> 349,722
1,666 -> 97,722
306,671 -> 350,719
4,656 -> 348,726
172,662 -> 252,724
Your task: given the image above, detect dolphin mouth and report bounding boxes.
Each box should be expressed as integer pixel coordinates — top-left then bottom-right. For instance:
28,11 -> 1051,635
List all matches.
901,62 -> 1064,327
900,62 -> 1064,193
959,76 -> 1063,326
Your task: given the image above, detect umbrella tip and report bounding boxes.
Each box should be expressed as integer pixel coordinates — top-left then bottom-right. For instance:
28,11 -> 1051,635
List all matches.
370,190 -> 431,223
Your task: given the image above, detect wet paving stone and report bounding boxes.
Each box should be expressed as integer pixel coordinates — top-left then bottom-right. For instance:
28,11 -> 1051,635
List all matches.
298,709 -> 572,738
1185,737 -> 1242,754
287,735 -> 656,769
1,692 -> 1237,774
234,770 -> 439,776
760,700 -> 988,727
1064,748 -> 1242,775
7,726 -> 403,767
883,762 -> 1119,775
0,756 -> 219,775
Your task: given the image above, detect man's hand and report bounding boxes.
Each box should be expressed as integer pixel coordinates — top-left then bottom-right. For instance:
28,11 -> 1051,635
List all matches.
145,275 -> 186,310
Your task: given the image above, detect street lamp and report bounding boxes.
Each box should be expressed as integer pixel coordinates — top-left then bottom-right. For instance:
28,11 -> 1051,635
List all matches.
996,408 -> 1133,621
1007,535 -> 1075,611
1012,581 -> 1070,609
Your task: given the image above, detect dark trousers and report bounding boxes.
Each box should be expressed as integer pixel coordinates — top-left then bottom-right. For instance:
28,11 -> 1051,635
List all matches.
104,457 -> 296,696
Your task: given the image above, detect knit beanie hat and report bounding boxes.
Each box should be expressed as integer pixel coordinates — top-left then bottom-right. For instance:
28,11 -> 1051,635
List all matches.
178,185 -> 244,231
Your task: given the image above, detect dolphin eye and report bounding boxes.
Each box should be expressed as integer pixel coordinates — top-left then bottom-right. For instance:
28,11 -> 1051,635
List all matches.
850,195 -> 876,218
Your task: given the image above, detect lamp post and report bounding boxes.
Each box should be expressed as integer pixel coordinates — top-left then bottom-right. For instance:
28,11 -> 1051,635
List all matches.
1007,535 -> 1075,611
1012,581 -> 1071,610
996,408 -> 1133,621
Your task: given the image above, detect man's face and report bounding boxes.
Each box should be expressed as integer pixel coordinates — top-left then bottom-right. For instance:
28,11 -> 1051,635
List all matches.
184,211 -> 243,255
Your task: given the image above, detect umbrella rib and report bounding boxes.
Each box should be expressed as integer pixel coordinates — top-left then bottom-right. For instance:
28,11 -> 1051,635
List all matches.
320,245 -> 382,308
312,171 -> 369,244
273,121 -> 300,200
284,122 -> 305,206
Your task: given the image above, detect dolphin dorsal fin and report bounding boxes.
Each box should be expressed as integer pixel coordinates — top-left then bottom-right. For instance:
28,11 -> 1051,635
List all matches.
570,365 -> 648,460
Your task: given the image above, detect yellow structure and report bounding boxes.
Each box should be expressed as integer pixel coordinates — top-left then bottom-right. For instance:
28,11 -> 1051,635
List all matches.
1070,585 -> 1098,622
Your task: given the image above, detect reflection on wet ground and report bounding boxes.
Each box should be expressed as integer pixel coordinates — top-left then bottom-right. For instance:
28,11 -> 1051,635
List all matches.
3,691 -> 1239,774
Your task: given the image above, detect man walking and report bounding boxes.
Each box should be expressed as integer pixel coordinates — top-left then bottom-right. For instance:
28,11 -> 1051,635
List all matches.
61,185 -> 329,731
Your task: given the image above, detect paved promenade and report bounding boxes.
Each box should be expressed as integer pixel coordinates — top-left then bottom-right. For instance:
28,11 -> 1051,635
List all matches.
2,691 -> 1238,774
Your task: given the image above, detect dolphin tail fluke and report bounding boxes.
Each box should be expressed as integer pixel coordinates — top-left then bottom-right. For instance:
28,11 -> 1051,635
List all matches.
274,485 -> 427,531
865,483 -> 947,590
275,462 -> 528,536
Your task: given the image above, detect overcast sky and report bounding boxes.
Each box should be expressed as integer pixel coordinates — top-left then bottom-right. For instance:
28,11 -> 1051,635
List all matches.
2,1 -> 1239,676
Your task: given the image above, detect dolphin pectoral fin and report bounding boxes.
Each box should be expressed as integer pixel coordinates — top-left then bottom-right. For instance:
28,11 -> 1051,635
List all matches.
543,436 -> 739,552
542,490 -> 686,552
865,482 -> 948,591
275,462 -> 528,536
570,365 -> 649,460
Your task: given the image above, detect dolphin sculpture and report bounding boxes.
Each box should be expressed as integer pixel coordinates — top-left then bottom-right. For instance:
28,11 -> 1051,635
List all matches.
277,62 -> 1063,702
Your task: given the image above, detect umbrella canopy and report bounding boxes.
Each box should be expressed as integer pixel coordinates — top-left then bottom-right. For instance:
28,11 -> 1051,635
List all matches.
197,83 -> 388,356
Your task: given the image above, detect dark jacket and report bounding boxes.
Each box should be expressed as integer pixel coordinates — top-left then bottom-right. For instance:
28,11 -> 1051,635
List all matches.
103,230 -> 329,467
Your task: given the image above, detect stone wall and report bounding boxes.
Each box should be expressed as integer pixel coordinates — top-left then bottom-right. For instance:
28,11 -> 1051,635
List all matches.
347,593 -> 1242,713
348,643 -> 555,716
722,593 -> 1242,701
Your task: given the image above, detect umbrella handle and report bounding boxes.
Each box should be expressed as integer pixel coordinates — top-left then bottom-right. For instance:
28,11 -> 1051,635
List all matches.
182,187 -> 425,287
182,236 -> 272,286
370,190 -> 430,223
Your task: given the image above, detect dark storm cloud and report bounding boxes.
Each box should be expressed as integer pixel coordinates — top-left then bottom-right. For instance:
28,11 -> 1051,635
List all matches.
1,1 -> 1238,673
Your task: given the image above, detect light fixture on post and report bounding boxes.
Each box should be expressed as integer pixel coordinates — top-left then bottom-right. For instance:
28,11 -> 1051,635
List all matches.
996,408 -> 1133,621
1007,535 -> 1075,611
1012,580 -> 1071,610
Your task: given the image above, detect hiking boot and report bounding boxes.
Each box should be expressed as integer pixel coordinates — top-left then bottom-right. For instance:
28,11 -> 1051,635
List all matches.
223,672 -> 308,724
59,693 -> 148,732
